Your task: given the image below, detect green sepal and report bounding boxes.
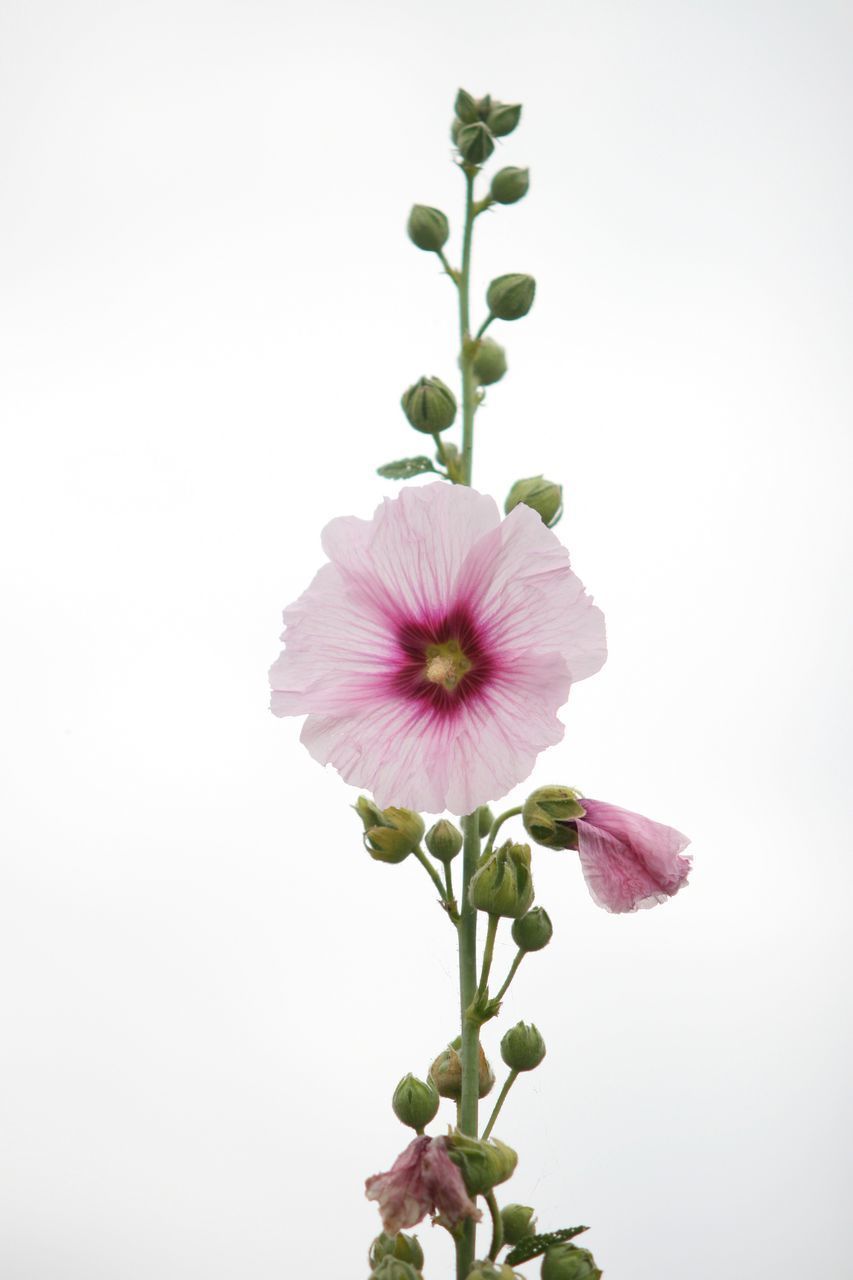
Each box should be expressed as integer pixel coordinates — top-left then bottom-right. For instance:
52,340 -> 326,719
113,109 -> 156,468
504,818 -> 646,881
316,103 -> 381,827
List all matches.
505,1227 -> 589,1267
377,457 -> 437,480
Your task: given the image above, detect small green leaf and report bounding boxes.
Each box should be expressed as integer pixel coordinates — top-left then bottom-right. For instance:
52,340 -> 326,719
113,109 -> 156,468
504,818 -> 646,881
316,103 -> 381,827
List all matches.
505,1227 -> 589,1266
377,456 -> 437,480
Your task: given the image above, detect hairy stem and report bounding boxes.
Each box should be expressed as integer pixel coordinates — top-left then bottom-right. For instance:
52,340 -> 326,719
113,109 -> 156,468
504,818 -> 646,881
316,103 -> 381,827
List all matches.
483,805 -> 523,858
457,811 -> 481,1278
482,1069 -> 520,1141
486,1188 -> 504,1261
492,948 -> 526,1007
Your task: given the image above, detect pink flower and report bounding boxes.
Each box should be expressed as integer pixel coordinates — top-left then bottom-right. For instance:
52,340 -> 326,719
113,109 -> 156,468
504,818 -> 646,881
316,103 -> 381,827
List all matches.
365,1135 -> 481,1235
269,482 -> 606,813
575,799 -> 691,913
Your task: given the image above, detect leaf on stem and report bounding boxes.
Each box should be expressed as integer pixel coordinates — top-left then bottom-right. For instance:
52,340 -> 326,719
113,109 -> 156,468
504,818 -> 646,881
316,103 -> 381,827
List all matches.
377,457 -> 438,480
505,1227 -> 589,1266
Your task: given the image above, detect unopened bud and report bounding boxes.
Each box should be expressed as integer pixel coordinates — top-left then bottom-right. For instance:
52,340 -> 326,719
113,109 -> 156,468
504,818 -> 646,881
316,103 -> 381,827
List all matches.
429,1040 -> 495,1101
505,476 -> 563,528
475,94 -> 493,120
401,376 -> 457,434
487,102 -> 522,137
457,121 -> 495,166
511,907 -> 553,953
490,165 -> 530,206
370,1258 -> 423,1280
356,798 -> 425,864
469,840 -> 534,919
467,1263 -> 517,1280
407,204 -> 449,253
445,1131 -> 518,1195
425,818 -> 463,864
486,273 -> 536,321
392,1073 -> 439,1131
369,1233 -> 425,1271
541,1244 -> 603,1280
471,338 -> 508,386
501,1203 -> 537,1245
454,88 -> 479,123
522,786 -> 585,850
501,1021 -> 546,1072
478,805 -> 495,838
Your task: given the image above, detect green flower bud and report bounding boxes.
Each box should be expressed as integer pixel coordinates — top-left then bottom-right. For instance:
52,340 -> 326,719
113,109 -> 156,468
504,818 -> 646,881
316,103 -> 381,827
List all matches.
475,94 -> 493,120
455,88 -> 479,123
429,1040 -> 495,1101
486,273 -> 536,321
356,798 -> 425,864
505,477 -> 563,528
487,102 -> 522,137
469,840 -> 534,919
392,1073 -> 439,1131
370,1258 -> 423,1280
511,907 -> 553,953
468,1263 -> 517,1280
407,204 -> 450,253
445,1130 -> 518,1195
501,1021 -> 546,1072
457,121 -> 495,166
541,1244 -> 602,1280
522,786 -> 585,850
478,805 -> 495,838
369,1233 -> 425,1271
471,338 -> 508,386
401,376 -> 457,434
501,1203 -> 537,1245
490,166 -> 530,205
425,818 -> 463,864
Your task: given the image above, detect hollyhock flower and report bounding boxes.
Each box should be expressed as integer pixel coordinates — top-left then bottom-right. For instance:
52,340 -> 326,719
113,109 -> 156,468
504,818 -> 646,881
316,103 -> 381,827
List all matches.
269,482 -> 606,814
365,1135 -> 482,1235
575,799 -> 691,914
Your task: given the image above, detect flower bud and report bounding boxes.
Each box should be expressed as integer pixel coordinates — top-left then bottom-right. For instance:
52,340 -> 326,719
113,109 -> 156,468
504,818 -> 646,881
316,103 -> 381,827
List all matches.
401,376 -> 457,434
501,1021 -> 546,1072
475,94 -> 493,120
522,786 -> 585,850
454,87 -> 479,123
356,798 -> 425,864
392,1073 -> 439,1131
425,818 -> 463,864
487,102 -> 522,137
541,1244 -> 603,1280
445,1131 -> 518,1195
457,121 -> 495,166
469,840 -> 534,919
468,1263 -> 517,1280
501,1203 -> 537,1245
369,1232 -> 425,1271
407,204 -> 450,253
490,165 -> 530,205
478,805 -> 495,838
471,338 -> 508,386
511,906 -> 553,953
486,273 -> 536,321
430,1040 -> 495,1101
370,1258 -> 423,1280
505,477 -> 563,528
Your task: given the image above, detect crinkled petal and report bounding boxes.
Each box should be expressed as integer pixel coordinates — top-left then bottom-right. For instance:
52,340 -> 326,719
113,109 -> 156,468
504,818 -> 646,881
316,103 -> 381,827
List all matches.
422,1138 -> 481,1229
365,1136 -> 434,1235
576,800 -> 691,913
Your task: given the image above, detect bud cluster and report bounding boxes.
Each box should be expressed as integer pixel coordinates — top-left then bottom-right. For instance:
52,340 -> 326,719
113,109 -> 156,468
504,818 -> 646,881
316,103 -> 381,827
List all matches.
355,797 -> 425,864
451,88 -> 522,166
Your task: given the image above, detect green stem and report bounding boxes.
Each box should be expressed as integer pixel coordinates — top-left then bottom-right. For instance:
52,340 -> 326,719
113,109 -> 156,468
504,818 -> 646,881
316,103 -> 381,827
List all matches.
486,1189 -> 504,1260
475,313 -> 494,340
443,860 -> 455,906
476,914 -> 500,1002
484,806 -> 523,858
492,947 -> 526,1007
482,1069 -> 519,1140
459,168 -> 477,487
437,248 -> 459,284
413,845 -> 452,909
457,811 -> 481,1278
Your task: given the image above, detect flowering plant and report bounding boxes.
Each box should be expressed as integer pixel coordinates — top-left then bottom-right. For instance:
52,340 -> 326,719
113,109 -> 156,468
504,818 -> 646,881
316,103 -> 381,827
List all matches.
270,88 -> 691,1280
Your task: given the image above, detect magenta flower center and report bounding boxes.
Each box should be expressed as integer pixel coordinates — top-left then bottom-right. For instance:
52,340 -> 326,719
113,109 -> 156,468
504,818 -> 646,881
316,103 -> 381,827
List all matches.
391,605 -> 495,715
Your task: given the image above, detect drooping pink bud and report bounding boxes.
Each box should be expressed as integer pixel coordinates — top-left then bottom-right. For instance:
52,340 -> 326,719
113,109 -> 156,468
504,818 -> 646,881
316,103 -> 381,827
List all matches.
575,798 -> 691,914
365,1135 -> 482,1235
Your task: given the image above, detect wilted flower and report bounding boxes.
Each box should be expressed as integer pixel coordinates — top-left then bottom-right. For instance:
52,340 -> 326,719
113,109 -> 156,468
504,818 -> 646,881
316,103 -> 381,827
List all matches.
576,798 -> 691,913
365,1135 -> 482,1235
269,483 -> 606,813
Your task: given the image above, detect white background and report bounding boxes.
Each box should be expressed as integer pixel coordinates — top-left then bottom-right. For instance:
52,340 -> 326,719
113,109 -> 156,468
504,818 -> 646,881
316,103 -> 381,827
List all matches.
1,2 -> 851,1277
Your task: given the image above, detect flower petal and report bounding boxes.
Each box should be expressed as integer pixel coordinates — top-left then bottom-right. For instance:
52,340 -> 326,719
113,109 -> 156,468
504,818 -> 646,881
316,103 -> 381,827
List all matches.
576,800 -> 691,913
